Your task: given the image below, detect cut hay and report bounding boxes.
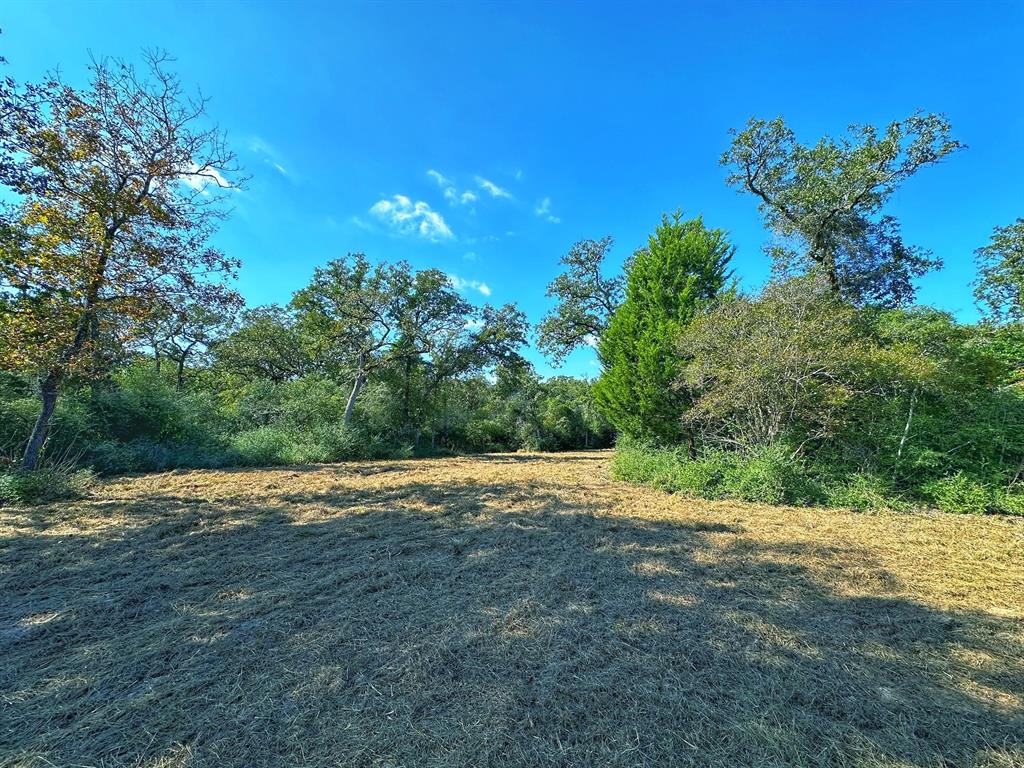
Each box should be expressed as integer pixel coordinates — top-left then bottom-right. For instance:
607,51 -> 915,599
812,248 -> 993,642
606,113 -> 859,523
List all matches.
1,451 -> 1021,766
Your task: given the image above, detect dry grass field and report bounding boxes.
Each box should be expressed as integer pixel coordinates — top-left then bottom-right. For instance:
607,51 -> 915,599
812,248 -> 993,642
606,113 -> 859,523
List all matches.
1,450 -> 1022,767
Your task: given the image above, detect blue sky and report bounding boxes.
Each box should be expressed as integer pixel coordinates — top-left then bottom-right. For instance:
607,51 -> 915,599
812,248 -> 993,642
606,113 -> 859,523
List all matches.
3,0 -> 1023,377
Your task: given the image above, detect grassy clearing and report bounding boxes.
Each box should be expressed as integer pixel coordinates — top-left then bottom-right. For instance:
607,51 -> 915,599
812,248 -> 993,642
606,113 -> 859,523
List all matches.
1,451 -> 1022,767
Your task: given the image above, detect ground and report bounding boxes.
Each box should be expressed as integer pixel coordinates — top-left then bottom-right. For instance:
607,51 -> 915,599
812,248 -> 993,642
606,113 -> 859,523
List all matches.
1,451 -> 1022,768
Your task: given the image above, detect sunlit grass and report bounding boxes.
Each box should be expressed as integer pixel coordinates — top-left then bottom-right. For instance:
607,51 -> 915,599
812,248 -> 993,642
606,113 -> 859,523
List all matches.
2,451 -> 1021,766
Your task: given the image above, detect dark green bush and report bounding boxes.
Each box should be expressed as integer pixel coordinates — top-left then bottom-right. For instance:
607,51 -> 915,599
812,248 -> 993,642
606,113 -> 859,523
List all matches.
611,443 -> 811,505
0,466 -> 96,506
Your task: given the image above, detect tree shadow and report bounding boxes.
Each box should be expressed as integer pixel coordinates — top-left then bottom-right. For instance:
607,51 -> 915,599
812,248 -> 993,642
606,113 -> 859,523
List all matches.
1,472 -> 1021,767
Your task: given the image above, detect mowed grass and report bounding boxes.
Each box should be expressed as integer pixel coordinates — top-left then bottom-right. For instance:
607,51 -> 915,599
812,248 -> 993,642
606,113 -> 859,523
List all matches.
1,452 -> 1022,768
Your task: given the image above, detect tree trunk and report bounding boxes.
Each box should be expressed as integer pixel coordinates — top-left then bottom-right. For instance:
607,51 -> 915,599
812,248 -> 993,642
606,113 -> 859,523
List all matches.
343,371 -> 366,425
896,386 -> 918,462
22,372 -> 60,471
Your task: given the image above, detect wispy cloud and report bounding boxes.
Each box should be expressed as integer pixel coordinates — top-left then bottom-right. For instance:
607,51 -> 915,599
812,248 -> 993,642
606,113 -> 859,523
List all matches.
249,137 -> 291,179
535,197 -> 560,224
370,195 -> 453,241
427,169 -> 452,188
476,176 -> 512,199
462,251 -> 478,261
447,273 -> 492,297
428,169 -> 478,207
182,163 -> 236,195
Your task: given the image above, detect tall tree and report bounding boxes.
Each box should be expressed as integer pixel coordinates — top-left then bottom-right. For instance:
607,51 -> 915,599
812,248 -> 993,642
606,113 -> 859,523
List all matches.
213,305 -> 311,383
291,254 -> 409,424
160,303 -> 236,389
975,218 -> 1024,325
537,237 -> 625,363
594,212 -> 733,444
0,52 -> 241,469
721,112 -> 961,305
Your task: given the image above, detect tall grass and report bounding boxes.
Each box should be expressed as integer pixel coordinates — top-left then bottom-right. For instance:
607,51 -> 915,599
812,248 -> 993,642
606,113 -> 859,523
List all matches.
611,443 -> 1023,515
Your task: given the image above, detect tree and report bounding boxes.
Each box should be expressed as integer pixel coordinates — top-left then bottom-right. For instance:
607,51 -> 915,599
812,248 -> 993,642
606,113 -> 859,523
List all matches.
975,218 -> 1024,325
679,276 -> 869,451
160,303 -> 235,389
291,254 -> 409,424
537,237 -> 625,363
594,212 -> 733,444
213,305 -> 311,384
0,52 -> 241,469
420,302 -> 528,448
722,112 -> 961,305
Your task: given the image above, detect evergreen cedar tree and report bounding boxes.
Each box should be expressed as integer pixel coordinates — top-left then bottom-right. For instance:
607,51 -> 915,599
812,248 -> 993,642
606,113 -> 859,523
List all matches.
594,212 -> 733,445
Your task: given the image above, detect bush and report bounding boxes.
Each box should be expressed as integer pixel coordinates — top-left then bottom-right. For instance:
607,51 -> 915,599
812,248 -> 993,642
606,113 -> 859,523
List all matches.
718,445 -> 809,505
922,472 -> 995,515
231,427 -> 298,466
86,439 -> 235,474
994,488 -> 1024,516
230,424 -> 392,467
612,443 -> 810,505
820,472 -> 909,513
0,466 -> 96,506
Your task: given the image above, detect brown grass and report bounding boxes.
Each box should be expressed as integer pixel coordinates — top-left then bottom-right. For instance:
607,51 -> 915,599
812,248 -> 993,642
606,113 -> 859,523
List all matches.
1,450 -> 1022,767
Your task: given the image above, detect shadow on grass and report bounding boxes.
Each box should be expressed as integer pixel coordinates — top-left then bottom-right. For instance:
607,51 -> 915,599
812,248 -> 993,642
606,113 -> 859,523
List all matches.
1,473 -> 1021,767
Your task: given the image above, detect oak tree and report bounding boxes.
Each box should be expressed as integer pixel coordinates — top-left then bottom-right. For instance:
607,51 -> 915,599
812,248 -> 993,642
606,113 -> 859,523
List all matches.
722,112 -> 961,306
0,52 -> 241,469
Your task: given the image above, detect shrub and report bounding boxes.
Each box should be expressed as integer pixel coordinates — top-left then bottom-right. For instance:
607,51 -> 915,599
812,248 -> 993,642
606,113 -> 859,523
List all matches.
921,472 -> 995,515
994,488 -> 1024,516
231,427 -> 298,466
86,439 -> 236,474
612,443 -> 810,505
0,466 -> 96,506
718,445 -> 809,505
820,472 -> 909,513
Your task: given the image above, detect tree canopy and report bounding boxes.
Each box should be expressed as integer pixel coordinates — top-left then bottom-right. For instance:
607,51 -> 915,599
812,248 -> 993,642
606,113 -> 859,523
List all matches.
721,112 -> 961,306
594,212 -> 733,444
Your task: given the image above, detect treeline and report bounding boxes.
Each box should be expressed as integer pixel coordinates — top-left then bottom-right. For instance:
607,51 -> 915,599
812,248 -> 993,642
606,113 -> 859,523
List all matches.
1,51 -> 1022,514
0,252 -> 613,480
534,119 -> 1023,514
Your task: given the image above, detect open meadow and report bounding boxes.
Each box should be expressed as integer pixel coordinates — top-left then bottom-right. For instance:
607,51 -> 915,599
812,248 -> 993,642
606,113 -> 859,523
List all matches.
2,451 -> 1022,767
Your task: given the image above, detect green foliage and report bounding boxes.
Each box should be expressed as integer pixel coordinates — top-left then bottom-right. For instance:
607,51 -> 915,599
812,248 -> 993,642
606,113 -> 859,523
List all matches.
537,237 -> 624,363
974,218 -> 1024,324
680,276 -> 865,449
722,112 -> 960,306
611,443 -> 810,505
0,466 -> 96,506
820,473 -> 909,513
595,212 -> 733,443
921,473 -> 995,515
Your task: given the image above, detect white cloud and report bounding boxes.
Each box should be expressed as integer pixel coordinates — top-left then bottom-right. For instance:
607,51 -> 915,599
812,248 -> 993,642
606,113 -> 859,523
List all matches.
535,197 -> 560,224
370,195 -> 453,241
447,273 -> 492,297
182,163 -> 235,195
583,333 -> 599,348
427,169 -> 452,188
249,137 -> 291,178
429,169 -> 477,207
476,176 -> 512,199
465,318 -> 485,331
463,251 -> 478,261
